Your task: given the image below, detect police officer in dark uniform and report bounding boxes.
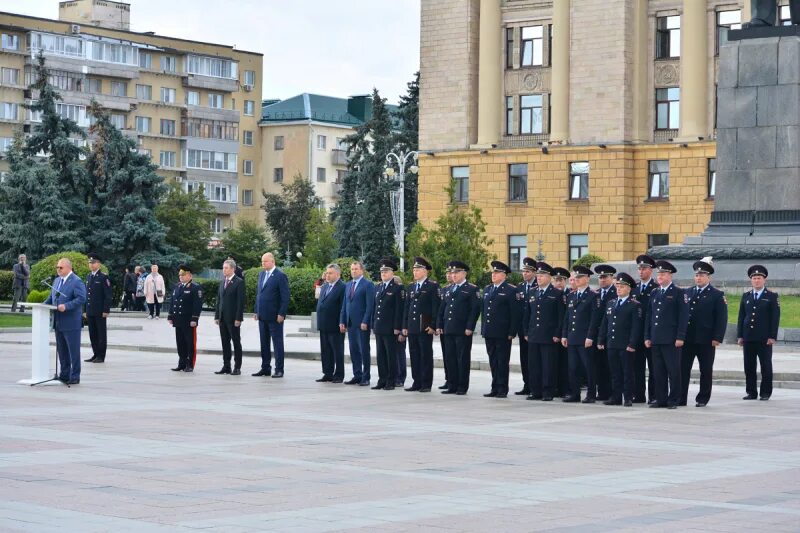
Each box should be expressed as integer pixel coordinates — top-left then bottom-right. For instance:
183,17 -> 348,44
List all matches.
523,262 -> 565,401
561,265 -> 599,403
644,260 -> 689,409
597,273 -> 643,406
168,265 -> 204,372
402,257 -> 440,392
439,260 -> 481,395
437,268 -> 455,390
737,265 -> 780,401
590,264 -> 617,401
514,257 -> 538,395
481,260 -> 518,398
631,254 -> 658,404
372,258 -> 404,390
552,267 -> 571,397
83,252 -> 113,363
681,257 -> 728,407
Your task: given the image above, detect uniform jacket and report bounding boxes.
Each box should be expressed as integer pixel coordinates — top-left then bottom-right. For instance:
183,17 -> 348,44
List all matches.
481,280 -> 518,338
562,287 -> 599,344
44,272 -> 87,332
524,284 -> 565,343
590,285 -> 618,340
598,296 -> 643,350
85,270 -> 112,316
438,281 -> 481,335
515,280 -> 538,336
644,283 -> 690,344
168,281 -> 203,327
316,280 -> 345,333
215,275 -> 245,323
403,278 -> 440,334
12,262 -> 29,290
372,279 -> 404,335
737,288 -> 780,342
685,285 -> 728,344
254,268 -> 290,322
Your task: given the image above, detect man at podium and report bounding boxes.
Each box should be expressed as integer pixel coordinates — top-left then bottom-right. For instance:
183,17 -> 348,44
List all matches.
44,258 -> 87,385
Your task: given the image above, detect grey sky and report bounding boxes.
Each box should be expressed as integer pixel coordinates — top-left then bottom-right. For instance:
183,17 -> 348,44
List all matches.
11,0 -> 421,104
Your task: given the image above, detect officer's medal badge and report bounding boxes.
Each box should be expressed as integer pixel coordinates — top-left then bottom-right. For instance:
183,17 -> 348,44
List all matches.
683,293 -> 690,303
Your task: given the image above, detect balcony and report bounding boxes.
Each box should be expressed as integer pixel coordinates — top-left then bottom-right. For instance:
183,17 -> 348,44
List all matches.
183,74 -> 239,93
184,105 -> 239,123
497,134 -> 550,149
25,51 -> 140,80
331,149 -> 348,166
209,201 -> 239,215
654,129 -> 678,143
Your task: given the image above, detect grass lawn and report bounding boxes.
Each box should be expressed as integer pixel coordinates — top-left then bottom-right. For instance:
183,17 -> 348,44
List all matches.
0,314 -> 32,328
726,294 -> 800,328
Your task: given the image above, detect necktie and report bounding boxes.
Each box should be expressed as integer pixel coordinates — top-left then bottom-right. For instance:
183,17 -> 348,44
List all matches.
350,281 -> 357,298
641,283 -> 646,293
538,288 -> 543,297
321,283 -> 330,299
55,277 -> 63,292
262,271 -> 270,289
224,278 -> 230,290
754,291 -> 759,301
661,288 -> 666,296
601,289 -> 606,299
417,282 -> 422,292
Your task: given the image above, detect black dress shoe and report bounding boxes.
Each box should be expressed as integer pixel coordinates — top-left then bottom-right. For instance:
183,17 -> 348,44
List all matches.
542,396 -> 553,401
438,383 -> 449,390
67,379 -> 80,385
649,403 -> 665,408
331,378 -> 343,383
742,394 -> 758,400
624,400 -> 633,407
358,381 -> 370,386
184,367 -> 193,373
514,389 -> 529,396
667,404 -> 677,409
58,376 -> 69,383
252,369 -> 271,377
760,396 -> 770,401
84,357 -> 96,362
455,391 -> 467,395
484,391 -> 498,398
496,393 -> 508,398
603,399 -> 621,406
231,369 -> 241,375
316,376 -> 333,382
563,396 -> 580,403
371,384 -> 384,390
695,402 -> 707,407
441,389 -> 457,395
93,359 -> 104,363
419,388 -> 431,392
171,367 -> 185,372
581,398 -> 596,404
648,399 -> 658,405
405,386 -> 420,392
272,371 -> 284,378
215,368 -> 232,375
384,385 -> 395,390
526,395 -> 542,401
345,377 -> 360,385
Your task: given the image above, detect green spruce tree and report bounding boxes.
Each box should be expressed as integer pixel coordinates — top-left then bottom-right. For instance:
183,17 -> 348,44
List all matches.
155,183 -> 216,269
262,173 -> 320,260
393,72 -> 420,233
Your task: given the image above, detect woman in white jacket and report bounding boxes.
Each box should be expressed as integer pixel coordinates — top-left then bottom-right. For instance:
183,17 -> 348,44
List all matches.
144,264 -> 166,319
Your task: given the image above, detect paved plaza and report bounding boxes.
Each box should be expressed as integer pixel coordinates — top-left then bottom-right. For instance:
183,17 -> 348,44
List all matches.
1,317 -> 799,531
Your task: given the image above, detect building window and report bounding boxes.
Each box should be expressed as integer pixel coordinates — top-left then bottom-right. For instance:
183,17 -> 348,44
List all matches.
186,149 -> 237,172
244,70 -> 256,86
656,15 -> 681,59
781,5 -> 793,25
506,96 -> 514,135
716,10 -> 742,54
655,87 -> 680,130
506,27 -> 514,68
139,52 -> 152,69
244,100 -> 255,116
508,163 -> 528,202
183,118 -> 238,140
648,234 -> 669,248
86,78 -> 102,94
110,113 -> 125,129
509,235 -> 527,271
160,55 -> 176,72
1,34 -> 20,50
520,26 -> 543,67
336,169 -> 346,183
274,136 -> 284,150
243,130 -> 253,146
110,81 -> 127,97
160,119 -> 176,136
1,68 -> 20,86
520,94 -> 543,134
707,158 -> 716,198
136,84 -> 152,100
208,93 -> 223,109
160,87 -> 176,103
159,151 -> 176,167
274,167 -> 284,183
187,55 -> 238,79
317,167 -> 326,182
452,166 -> 469,203
0,103 -> 18,120
648,160 -> 670,199
136,116 -> 151,133
569,161 -> 589,200
317,135 -> 327,150
243,160 -> 253,175
569,234 -> 589,265
187,91 -> 200,105
211,218 -> 222,233
242,189 -> 254,206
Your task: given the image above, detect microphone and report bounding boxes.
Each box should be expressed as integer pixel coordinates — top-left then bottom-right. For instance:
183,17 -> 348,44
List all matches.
41,279 -> 65,297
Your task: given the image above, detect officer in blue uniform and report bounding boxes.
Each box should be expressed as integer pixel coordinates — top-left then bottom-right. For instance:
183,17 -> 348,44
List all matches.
437,269 -> 454,390
561,265 -> 599,403
514,258 -> 538,395
681,258 -> 728,407
84,252 -> 113,363
597,273 -> 643,406
372,258 -> 404,390
737,265 -> 780,401
644,260 -> 689,409
402,257 -> 440,392
438,260 -> 481,395
590,264 -> 617,401
168,265 -> 203,372
523,262 -> 565,401
552,267 -> 571,397
631,254 -> 658,404
481,260 -> 518,398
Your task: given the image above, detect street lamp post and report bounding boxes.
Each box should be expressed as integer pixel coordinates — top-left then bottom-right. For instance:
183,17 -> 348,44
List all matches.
384,150 -> 419,271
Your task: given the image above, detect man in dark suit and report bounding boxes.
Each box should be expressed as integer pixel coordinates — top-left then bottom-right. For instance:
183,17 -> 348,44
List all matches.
590,264 -> 617,401
681,258 -> 728,407
45,258 -> 87,385
11,253 -> 29,313
83,253 -> 112,363
253,252 -> 290,378
514,258 -> 537,395
737,265 -> 780,401
372,258 -> 404,390
227,255 -> 245,280
438,260 -> 481,395
561,265 -> 598,403
121,266 -> 137,311
316,264 -> 346,383
632,254 -> 658,404
644,260 -> 689,409
597,273 -> 643,406
523,262 -> 565,401
168,265 -> 204,372
481,261 -> 517,398
215,259 -> 246,375
402,257 -> 440,392
339,261 -> 375,386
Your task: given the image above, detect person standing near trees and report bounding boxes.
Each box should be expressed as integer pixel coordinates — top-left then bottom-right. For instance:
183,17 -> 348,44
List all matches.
11,254 -> 29,313
83,253 -> 112,364
144,264 -> 165,319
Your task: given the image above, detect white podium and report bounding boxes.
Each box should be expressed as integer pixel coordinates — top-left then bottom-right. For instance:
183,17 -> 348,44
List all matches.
17,303 -> 60,385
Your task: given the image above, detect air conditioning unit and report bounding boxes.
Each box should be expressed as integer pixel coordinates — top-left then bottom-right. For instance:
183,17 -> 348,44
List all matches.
71,24 -> 81,34
243,84 -> 253,92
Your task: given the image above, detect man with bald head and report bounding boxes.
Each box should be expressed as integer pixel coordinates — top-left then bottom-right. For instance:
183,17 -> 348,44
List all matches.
253,252 -> 290,378
44,258 -> 87,385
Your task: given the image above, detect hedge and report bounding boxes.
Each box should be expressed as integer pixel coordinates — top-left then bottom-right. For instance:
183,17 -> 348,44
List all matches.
0,271 -> 13,300
30,252 -> 108,291
194,278 -> 220,310
26,289 -> 50,303
244,266 -> 328,316
572,253 -> 605,270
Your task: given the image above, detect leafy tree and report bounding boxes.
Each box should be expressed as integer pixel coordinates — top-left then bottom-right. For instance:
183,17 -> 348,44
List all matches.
393,71 -> 420,232
262,173 -> 319,257
301,208 -> 338,268
217,219 -> 272,270
572,253 -> 605,269
155,183 -> 215,269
